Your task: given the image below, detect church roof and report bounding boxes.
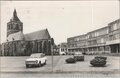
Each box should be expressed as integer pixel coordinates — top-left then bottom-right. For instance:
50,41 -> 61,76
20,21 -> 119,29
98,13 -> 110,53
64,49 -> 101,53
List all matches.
24,29 -> 51,41
7,29 -> 51,42
7,31 -> 24,42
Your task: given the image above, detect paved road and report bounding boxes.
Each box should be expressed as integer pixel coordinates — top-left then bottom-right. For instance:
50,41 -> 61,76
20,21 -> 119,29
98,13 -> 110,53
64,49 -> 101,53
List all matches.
1,73 -> 120,78
0,55 -> 120,73
0,55 -> 62,72
53,55 -> 120,72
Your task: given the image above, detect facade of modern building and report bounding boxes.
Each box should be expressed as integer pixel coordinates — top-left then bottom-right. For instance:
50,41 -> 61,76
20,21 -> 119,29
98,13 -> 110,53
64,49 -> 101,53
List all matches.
0,9 -> 54,56
106,19 -> 120,53
86,26 -> 110,54
67,34 -> 87,53
67,19 -> 120,54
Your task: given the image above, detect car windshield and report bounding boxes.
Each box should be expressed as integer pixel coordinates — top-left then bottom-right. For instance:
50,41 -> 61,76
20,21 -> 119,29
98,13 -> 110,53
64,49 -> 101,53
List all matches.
30,54 -> 42,58
74,52 -> 82,55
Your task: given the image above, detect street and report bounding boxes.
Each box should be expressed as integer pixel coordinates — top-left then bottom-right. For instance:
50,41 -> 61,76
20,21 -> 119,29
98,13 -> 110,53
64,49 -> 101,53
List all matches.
0,55 -> 120,78
0,55 -> 120,73
1,1 -> 120,78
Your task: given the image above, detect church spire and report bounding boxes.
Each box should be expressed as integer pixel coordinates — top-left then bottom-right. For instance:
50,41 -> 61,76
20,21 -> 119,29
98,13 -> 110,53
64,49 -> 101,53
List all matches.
13,9 -> 17,17
12,9 -> 20,21
7,9 -> 23,37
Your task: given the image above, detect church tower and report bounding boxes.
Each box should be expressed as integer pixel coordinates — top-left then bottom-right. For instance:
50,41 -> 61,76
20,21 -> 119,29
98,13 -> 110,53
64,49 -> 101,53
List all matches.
7,9 -> 23,37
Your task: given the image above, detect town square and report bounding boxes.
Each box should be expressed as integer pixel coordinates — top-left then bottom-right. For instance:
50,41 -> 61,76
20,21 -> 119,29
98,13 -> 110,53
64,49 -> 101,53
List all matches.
0,0 -> 120,78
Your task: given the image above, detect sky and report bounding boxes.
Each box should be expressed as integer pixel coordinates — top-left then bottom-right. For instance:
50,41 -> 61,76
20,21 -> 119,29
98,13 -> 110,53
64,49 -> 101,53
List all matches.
0,0 -> 119,44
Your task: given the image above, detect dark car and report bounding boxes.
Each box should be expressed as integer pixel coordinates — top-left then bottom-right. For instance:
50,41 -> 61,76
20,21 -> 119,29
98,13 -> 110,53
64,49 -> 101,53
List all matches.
73,52 -> 84,61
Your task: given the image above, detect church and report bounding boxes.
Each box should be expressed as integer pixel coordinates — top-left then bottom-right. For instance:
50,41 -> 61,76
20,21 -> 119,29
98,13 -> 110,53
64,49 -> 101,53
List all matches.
1,9 -> 54,56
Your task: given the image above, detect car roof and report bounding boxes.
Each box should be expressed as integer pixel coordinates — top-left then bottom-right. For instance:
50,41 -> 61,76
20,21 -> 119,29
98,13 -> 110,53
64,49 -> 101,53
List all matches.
30,53 -> 45,57
74,52 -> 82,54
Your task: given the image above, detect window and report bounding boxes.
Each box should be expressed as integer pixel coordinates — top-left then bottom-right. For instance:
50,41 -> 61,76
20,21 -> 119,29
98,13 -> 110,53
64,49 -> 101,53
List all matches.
12,38 -> 14,41
101,38 -> 104,43
41,54 -> 45,57
113,24 -> 117,30
117,22 -> 120,29
119,33 -> 120,38
15,25 -> 19,30
109,35 -> 113,41
76,38 -> 79,41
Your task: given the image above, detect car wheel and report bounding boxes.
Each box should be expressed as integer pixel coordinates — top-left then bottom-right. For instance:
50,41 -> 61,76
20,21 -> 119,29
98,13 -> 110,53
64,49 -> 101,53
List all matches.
38,62 -> 41,67
26,64 -> 29,68
44,60 -> 47,65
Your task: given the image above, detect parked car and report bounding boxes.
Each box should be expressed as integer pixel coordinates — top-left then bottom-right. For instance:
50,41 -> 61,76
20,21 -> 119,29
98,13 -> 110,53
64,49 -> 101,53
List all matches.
73,52 -> 84,61
60,51 -> 66,55
90,56 -> 107,67
67,52 -> 74,55
25,53 -> 47,68
90,58 -> 106,67
95,56 -> 107,60
65,57 -> 76,63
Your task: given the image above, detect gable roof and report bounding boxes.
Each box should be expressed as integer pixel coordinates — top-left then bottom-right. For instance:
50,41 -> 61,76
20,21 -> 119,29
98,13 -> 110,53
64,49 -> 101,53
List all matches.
24,29 -> 51,41
7,31 -> 24,42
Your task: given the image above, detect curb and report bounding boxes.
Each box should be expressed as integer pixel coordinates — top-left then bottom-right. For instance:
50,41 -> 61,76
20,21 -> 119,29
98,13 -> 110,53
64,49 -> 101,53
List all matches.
1,70 -> 120,74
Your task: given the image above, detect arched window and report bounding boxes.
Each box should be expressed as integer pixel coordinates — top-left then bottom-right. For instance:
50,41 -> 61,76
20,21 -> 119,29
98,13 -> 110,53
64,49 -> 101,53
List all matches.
38,41 -> 42,53
39,41 -> 42,53
43,41 -> 47,54
9,24 -> 11,29
15,25 -> 19,30
11,25 -> 13,29
48,41 -> 51,55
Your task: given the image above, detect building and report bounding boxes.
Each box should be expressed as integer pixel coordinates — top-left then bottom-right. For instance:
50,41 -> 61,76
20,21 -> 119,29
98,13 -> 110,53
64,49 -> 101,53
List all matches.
53,45 -> 59,55
106,19 -> 120,53
67,19 -> 120,54
1,9 -> 54,56
0,44 -> 2,56
58,43 -> 68,55
67,34 -> 87,53
86,26 -> 110,54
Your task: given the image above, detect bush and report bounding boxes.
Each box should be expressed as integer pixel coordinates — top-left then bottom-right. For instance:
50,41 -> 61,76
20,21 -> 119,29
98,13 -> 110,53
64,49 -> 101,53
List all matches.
95,56 -> 107,60
90,58 -> 106,67
65,58 -> 76,63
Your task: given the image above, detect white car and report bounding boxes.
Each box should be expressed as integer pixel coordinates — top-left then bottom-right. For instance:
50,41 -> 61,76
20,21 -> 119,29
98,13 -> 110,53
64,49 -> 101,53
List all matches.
25,53 -> 47,68
60,51 -> 66,55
